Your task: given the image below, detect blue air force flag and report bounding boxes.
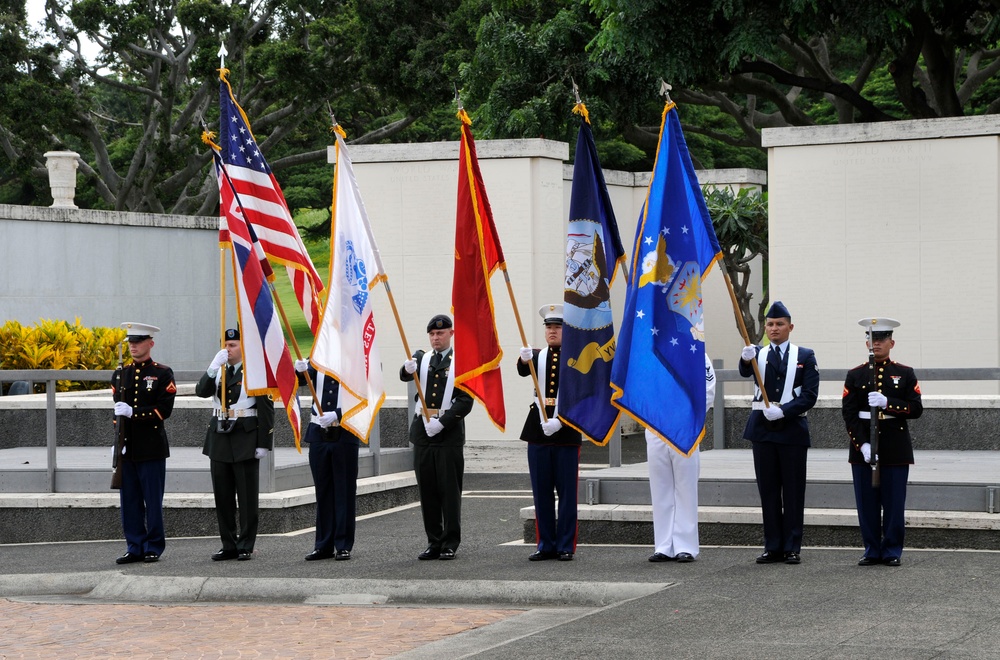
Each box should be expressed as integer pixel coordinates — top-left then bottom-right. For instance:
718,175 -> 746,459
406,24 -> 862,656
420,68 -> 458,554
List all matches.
559,115 -> 625,446
610,102 -> 722,455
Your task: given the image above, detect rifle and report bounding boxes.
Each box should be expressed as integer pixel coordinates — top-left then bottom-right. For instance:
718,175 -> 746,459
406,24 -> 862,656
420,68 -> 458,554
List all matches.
867,327 -> 881,488
110,340 -> 125,490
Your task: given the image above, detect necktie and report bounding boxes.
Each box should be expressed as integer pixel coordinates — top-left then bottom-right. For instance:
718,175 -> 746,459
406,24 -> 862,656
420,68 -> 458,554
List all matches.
430,352 -> 442,369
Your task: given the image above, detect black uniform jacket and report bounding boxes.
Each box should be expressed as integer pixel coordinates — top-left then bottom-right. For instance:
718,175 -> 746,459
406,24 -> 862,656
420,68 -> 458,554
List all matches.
195,366 -> 275,462
517,347 -> 581,446
842,359 -> 922,466
738,345 -> 819,447
399,349 -> 474,447
111,359 -> 176,461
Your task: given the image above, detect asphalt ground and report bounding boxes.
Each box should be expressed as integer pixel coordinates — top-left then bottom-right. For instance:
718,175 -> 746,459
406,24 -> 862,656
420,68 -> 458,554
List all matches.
2,472 -> 1000,659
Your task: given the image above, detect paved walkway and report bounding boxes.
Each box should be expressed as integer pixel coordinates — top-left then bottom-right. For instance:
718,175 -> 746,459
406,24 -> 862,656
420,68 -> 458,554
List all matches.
0,600 -> 520,659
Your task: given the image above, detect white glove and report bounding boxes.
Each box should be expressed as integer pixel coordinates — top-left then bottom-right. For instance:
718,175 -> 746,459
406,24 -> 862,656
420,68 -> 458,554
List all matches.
208,349 -> 228,373
520,346 -> 533,362
762,404 -> 784,421
403,359 -> 417,374
317,411 -> 340,428
254,448 -> 269,460
741,345 -> 757,362
868,391 -> 888,409
114,401 -> 133,418
860,443 -> 871,463
294,359 -> 309,373
541,418 -> 563,436
424,417 -> 444,437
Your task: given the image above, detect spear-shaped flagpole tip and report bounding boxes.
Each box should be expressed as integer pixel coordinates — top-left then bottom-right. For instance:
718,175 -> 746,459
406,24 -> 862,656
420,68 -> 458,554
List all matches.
572,78 -> 582,105
454,84 -> 463,111
218,37 -> 228,70
659,79 -> 673,102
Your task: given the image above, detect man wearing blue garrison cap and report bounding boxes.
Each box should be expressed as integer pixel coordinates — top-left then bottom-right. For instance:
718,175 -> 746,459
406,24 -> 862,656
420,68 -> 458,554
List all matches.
738,301 -> 819,565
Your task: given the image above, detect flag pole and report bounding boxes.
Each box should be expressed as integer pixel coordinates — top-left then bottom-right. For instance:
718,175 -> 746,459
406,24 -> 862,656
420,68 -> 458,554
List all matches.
720,266 -> 770,407
381,279 -> 433,422
219,246 -> 228,417
499,268 -> 549,422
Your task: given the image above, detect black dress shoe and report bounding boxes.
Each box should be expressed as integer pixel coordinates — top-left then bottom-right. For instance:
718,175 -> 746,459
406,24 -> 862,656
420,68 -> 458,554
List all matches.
857,556 -> 880,566
115,552 -> 143,565
212,549 -> 238,561
335,549 -> 351,561
756,551 -> 783,564
784,552 -> 801,564
439,549 -> 456,560
418,547 -> 441,560
675,552 -> 695,563
237,551 -> 253,561
529,550 -> 559,561
143,552 -> 160,563
557,552 -> 574,561
305,549 -> 335,561
648,552 -> 675,563
884,557 -> 901,566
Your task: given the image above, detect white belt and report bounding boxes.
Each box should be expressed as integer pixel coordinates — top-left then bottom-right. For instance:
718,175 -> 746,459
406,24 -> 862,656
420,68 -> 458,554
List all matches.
859,411 -> 893,420
213,408 -> 257,418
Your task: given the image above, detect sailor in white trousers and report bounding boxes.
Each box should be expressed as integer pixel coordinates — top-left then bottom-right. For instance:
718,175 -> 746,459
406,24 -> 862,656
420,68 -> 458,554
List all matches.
646,353 -> 716,563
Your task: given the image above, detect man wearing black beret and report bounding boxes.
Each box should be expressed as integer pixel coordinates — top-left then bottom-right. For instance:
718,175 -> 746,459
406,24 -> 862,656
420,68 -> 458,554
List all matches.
400,314 -> 474,560
195,328 -> 274,562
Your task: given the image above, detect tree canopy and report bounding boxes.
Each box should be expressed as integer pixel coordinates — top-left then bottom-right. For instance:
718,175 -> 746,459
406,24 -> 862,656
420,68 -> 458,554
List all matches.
2,0 -> 999,211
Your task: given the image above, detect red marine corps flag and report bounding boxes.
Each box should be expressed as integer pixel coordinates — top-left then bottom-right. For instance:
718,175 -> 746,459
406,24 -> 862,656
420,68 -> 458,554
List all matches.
451,109 -> 506,430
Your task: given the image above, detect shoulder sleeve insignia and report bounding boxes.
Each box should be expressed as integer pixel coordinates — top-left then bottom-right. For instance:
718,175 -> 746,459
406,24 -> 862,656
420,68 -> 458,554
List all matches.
166,381 -> 177,394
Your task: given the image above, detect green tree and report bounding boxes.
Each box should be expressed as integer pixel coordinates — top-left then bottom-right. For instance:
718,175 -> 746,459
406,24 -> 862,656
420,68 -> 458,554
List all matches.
704,186 -> 769,343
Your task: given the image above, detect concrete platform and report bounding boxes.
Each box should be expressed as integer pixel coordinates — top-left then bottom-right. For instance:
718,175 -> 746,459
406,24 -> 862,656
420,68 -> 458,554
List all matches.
0,445 -> 414,493
522,449 -> 1000,550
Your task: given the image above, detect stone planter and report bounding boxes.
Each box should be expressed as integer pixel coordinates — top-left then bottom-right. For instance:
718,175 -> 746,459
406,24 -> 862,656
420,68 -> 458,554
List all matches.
43,150 -> 81,209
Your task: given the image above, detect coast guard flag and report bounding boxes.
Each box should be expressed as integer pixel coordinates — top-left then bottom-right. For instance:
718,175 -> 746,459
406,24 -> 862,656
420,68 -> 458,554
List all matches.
206,144 -> 302,450
218,70 -> 325,336
310,130 -> 387,443
610,101 -> 722,455
452,109 -> 505,430
560,107 -> 625,445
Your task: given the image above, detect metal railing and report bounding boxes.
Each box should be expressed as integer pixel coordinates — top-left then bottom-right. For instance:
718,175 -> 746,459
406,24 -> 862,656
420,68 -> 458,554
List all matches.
0,369 -> 383,493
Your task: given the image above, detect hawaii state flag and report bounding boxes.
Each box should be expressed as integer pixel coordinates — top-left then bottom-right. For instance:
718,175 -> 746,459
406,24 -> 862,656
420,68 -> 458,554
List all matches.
310,129 -> 387,443
206,143 -> 303,450
218,70 -> 325,336
610,101 -> 722,455
559,104 -> 625,445
452,109 -> 505,430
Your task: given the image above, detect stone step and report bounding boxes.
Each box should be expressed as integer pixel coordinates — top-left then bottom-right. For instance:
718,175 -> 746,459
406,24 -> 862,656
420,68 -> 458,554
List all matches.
0,472 -> 418,544
520,504 -> 1000,550
576,449 -> 1000,513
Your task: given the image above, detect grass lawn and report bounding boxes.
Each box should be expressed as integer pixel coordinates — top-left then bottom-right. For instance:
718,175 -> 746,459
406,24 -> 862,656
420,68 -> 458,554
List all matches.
270,210 -> 330,357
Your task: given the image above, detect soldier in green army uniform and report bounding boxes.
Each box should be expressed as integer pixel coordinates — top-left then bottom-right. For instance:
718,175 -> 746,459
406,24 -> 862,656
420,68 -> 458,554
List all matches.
400,314 -> 474,561
196,328 -> 275,561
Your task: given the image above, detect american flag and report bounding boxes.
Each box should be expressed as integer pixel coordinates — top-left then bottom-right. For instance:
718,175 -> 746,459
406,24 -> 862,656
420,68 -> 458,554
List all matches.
218,72 -> 324,336
207,144 -> 303,450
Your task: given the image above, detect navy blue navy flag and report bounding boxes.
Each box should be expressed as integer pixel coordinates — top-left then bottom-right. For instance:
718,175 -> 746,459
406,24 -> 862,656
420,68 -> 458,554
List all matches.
610,102 -> 722,455
559,106 -> 625,445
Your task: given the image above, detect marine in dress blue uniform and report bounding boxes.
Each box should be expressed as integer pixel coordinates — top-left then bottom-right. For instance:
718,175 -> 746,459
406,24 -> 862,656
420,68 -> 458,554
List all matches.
195,328 -> 275,561
518,304 -> 582,562
294,359 -> 359,561
111,323 -> 176,564
843,318 -> 922,567
738,302 -> 819,565
400,314 -> 474,560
